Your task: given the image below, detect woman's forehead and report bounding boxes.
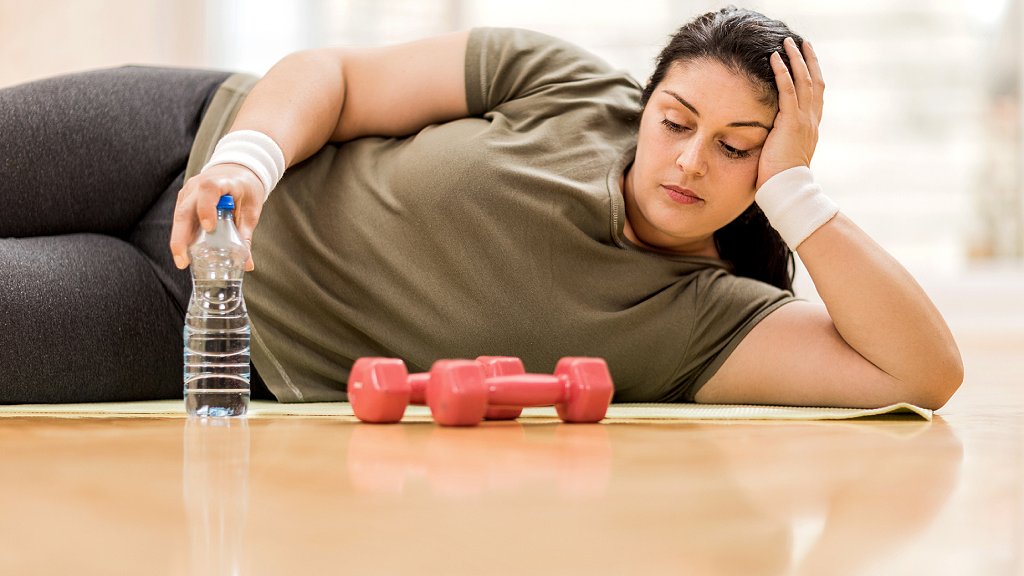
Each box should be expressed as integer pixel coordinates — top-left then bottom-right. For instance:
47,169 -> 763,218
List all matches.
658,59 -> 775,122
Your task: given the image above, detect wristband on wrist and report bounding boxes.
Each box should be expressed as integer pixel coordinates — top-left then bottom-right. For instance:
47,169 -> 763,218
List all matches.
202,129 -> 286,197
754,166 -> 839,250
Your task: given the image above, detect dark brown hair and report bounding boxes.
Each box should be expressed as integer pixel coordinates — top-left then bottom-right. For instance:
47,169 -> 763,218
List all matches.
641,6 -> 803,292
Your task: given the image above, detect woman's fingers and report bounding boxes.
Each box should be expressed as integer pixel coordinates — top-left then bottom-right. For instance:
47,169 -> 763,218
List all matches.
170,189 -> 199,269
782,37 -> 814,111
168,164 -> 265,270
236,197 -> 264,272
770,50 -> 798,113
196,178 -> 224,232
170,178 -> 221,269
803,40 -> 826,121
759,38 -> 824,189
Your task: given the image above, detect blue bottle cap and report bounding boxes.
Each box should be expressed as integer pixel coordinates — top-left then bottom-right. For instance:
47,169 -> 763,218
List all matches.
216,194 -> 235,211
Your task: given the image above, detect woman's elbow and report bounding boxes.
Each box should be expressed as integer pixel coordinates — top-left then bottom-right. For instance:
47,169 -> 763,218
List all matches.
912,345 -> 965,411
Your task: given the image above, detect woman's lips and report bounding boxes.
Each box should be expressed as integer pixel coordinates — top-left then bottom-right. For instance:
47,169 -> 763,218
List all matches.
662,185 -> 703,205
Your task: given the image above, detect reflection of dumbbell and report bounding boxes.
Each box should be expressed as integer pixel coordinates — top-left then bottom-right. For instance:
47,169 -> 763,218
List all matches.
427,357 -> 614,426
346,423 -> 613,498
348,356 -> 526,424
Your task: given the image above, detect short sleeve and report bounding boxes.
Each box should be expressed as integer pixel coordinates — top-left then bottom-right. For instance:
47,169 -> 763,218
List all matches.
465,27 -> 635,116
671,270 -> 798,402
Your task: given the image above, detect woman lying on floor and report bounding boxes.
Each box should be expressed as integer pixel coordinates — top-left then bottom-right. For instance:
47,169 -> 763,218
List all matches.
0,7 -> 962,408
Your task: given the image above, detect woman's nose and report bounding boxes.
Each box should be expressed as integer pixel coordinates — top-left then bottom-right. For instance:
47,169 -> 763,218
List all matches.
675,141 -> 708,176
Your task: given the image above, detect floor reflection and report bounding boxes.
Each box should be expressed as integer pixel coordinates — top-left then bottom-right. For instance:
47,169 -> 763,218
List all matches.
182,417 -> 251,576
346,422 -> 612,499
175,414 -> 963,575
653,418 -> 964,576
335,417 -> 962,575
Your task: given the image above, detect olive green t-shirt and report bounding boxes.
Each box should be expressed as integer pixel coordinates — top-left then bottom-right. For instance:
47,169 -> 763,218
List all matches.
187,27 -> 796,403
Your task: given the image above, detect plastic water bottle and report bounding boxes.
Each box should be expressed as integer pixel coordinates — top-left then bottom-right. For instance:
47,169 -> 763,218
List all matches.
184,194 -> 251,417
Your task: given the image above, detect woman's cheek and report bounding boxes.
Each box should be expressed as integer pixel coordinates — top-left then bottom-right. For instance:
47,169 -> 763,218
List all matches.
741,157 -> 760,186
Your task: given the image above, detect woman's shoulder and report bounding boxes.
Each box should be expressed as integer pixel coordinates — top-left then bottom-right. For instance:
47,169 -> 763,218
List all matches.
469,27 -> 611,69
465,27 -> 640,117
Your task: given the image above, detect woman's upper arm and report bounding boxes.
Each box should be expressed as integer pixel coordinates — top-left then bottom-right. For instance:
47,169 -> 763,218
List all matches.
693,301 -> 945,409
327,29 -> 471,141
328,30 -> 471,142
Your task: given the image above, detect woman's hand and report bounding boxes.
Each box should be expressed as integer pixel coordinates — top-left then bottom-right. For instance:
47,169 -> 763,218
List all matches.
169,163 -> 266,271
755,37 -> 825,191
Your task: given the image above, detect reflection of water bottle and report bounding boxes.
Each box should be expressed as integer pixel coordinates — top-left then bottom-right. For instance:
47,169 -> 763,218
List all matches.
183,417 -> 250,576
184,194 -> 251,417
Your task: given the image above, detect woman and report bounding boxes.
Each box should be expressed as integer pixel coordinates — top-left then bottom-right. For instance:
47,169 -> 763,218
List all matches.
1,8 -> 962,408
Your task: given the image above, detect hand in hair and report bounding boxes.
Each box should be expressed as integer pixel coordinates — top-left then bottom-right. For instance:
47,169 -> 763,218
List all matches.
755,37 -> 824,191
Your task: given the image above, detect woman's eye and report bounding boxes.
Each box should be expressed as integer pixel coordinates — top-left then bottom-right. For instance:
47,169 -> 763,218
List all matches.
660,119 -> 686,133
720,142 -> 751,159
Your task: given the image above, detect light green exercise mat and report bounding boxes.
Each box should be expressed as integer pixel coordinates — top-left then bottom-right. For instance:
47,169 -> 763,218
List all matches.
0,400 -> 931,421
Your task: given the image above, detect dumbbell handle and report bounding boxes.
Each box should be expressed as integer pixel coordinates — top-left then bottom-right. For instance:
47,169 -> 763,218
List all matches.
408,373 -> 430,405
484,374 -> 569,407
410,371 -> 524,406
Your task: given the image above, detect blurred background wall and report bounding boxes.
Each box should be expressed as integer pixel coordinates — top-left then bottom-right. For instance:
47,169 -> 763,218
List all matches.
2,0 -> 1022,276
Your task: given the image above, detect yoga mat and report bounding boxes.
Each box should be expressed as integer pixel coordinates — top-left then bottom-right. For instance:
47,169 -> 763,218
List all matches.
0,400 -> 931,421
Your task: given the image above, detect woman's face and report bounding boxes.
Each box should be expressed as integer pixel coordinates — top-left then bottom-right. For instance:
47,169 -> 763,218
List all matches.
623,58 -> 776,256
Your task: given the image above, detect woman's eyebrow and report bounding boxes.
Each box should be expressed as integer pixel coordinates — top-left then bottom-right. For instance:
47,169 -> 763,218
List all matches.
661,90 -> 771,131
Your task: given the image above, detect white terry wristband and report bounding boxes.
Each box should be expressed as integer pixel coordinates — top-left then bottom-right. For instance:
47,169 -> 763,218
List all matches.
754,166 -> 839,250
202,130 -> 286,197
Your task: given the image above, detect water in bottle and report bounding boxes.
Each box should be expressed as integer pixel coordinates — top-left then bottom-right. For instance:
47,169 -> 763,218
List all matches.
184,194 -> 251,417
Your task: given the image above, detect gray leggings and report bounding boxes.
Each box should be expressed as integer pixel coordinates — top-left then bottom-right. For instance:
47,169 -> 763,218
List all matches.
0,66 -> 271,403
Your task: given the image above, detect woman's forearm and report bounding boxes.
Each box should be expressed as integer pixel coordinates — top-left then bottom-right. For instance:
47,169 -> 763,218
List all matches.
228,49 -> 346,168
796,212 -> 963,404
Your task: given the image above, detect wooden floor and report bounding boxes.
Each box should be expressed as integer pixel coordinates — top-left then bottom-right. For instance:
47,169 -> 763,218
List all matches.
0,268 -> 1021,576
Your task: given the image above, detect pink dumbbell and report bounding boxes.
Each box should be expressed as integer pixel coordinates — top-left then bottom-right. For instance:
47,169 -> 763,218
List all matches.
427,357 -> 614,427
348,356 -> 526,424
